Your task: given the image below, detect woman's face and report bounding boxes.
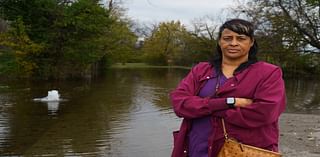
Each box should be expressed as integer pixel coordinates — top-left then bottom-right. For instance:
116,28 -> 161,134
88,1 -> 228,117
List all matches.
218,28 -> 254,63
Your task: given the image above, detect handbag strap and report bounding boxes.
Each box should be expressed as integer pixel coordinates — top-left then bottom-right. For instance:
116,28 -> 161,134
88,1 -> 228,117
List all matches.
221,118 -> 229,140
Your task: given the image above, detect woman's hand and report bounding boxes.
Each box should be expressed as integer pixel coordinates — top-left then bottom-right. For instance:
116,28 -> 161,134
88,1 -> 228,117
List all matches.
235,98 -> 253,107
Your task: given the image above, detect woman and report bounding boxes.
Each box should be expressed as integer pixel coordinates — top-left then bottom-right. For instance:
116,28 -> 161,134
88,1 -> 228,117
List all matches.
170,19 -> 286,157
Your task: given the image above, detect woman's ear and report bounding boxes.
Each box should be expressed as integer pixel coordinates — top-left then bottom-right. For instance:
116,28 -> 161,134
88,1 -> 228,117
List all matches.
250,39 -> 255,47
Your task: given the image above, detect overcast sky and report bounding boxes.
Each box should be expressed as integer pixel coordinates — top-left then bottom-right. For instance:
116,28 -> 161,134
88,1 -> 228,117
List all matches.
122,0 -> 238,25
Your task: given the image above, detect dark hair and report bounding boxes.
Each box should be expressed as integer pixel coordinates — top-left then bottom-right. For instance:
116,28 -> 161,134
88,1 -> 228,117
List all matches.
210,19 -> 258,73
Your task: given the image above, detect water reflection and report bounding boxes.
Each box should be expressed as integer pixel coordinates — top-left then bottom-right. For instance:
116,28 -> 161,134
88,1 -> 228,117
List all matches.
0,68 -> 319,156
47,101 -> 60,115
286,78 -> 320,114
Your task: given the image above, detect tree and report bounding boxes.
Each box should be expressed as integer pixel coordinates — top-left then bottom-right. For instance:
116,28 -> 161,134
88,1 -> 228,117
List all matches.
105,20 -> 137,64
142,21 -> 190,65
278,0 -> 320,50
104,0 -> 138,65
232,0 -> 320,75
0,18 -> 7,32
188,16 -> 219,64
56,0 -> 113,78
234,0 -> 319,52
0,0 -> 136,79
0,18 -> 43,77
140,17 -> 220,66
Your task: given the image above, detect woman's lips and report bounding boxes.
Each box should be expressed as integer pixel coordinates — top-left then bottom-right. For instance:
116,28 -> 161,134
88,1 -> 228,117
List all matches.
227,49 -> 240,53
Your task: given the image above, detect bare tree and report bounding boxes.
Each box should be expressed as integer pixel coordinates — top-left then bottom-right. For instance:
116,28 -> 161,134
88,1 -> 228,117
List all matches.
278,0 -> 320,49
233,0 -> 320,52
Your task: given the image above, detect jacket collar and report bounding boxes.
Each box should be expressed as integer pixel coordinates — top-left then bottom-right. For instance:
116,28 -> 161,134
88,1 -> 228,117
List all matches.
198,61 -> 258,82
199,65 -> 218,82
233,61 -> 259,82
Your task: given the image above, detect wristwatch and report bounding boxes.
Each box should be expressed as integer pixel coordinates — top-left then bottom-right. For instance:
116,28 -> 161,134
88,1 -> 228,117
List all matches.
226,97 -> 236,108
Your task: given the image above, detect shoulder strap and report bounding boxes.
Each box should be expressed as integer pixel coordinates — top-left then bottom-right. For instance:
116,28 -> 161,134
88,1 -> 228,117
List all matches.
221,118 -> 229,140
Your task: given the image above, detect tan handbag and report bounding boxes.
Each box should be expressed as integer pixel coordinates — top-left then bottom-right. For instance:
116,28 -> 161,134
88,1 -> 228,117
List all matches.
217,119 -> 282,157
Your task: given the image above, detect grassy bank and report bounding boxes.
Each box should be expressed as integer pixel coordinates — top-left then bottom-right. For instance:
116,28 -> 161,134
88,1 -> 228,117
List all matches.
110,63 -> 191,69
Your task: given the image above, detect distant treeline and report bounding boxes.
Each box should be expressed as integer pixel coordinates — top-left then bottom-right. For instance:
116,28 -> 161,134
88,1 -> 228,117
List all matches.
0,0 -> 319,79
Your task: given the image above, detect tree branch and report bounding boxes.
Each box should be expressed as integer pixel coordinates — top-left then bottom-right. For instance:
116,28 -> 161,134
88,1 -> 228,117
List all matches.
278,0 -> 320,49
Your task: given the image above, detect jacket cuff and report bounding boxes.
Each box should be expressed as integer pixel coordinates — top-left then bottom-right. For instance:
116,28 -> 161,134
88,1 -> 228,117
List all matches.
208,98 -> 229,111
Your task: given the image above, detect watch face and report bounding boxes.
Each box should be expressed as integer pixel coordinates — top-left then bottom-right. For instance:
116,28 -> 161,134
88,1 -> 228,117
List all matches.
227,97 -> 235,104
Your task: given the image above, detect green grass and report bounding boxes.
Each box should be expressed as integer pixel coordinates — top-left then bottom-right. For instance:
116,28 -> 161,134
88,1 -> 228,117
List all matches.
110,63 -> 191,69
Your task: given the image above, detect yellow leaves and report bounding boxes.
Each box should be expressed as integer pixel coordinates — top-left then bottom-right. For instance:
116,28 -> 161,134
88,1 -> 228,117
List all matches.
0,24 -> 43,77
1,33 -> 43,56
16,60 -> 38,77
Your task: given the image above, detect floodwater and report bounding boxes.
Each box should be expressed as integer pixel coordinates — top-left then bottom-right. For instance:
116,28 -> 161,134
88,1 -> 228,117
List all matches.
0,68 -> 319,156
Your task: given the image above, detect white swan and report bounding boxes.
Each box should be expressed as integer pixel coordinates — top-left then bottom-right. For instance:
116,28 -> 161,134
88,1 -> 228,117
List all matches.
34,90 -> 60,102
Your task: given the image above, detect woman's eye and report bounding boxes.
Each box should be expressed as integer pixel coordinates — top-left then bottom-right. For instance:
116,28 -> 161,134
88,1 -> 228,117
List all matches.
238,37 -> 247,41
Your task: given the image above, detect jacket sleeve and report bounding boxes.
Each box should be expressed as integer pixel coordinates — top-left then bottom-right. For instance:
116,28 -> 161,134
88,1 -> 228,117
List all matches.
214,67 -> 286,128
170,63 -> 228,119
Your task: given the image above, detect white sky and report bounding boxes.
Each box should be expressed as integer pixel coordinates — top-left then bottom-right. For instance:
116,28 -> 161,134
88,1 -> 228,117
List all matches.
122,0 -> 238,25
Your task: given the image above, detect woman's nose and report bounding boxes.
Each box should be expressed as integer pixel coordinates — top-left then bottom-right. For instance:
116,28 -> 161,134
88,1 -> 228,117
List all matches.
230,39 -> 239,46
